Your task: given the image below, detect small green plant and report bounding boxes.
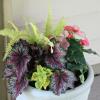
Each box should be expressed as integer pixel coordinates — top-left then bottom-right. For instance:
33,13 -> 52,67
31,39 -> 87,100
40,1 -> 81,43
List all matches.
31,65 -> 52,89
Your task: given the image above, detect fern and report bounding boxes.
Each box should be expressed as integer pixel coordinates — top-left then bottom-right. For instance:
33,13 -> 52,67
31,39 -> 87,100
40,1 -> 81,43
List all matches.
0,22 -> 19,39
7,22 -> 19,31
0,28 -> 19,39
44,7 -> 52,37
29,23 -> 54,47
0,22 -> 54,60
53,18 -> 65,36
4,37 -> 20,60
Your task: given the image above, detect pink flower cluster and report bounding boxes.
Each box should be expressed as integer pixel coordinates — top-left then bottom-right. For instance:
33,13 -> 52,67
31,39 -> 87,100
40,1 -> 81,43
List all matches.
64,25 -> 89,46
64,25 -> 83,35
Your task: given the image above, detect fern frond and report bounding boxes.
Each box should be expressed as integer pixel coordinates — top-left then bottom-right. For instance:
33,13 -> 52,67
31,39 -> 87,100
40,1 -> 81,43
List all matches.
3,37 -> 20,60
0,28 -> 19,39
53,18 -> 65,36
29,23 -> 39,35
29,23 -> 42,43
38,33 -> 54,47
29,23 -> 54,47
44,7 -> 52,37
7,22 -> 19,31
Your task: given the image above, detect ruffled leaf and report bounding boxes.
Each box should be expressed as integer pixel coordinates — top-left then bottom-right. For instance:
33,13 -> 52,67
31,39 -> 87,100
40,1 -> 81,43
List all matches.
31,65 -> 52,89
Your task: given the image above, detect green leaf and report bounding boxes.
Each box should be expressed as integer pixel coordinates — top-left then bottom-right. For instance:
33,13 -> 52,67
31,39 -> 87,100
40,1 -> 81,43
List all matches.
53,18 -> 65,36
29,23 -> 54,47
66,39 -> 88,83
67,62 -> 87,72
83,49 -> 99,56
44,7 -> 52,37
3,36 -> 20,60
66,39 -> 86,65
31,65 -> 52,90
7,22 -> 19,31
79,74 -> 85,84
0,28 -> 19,39
29,23 -> 39,36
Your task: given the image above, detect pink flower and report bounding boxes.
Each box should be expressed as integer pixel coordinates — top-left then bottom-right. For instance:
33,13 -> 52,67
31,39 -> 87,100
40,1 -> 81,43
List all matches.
64,25 -> 79,33
72,25 -> 80,33
67,34 -> 74,39
64,25 -> 84,35
79,38 -> 89,46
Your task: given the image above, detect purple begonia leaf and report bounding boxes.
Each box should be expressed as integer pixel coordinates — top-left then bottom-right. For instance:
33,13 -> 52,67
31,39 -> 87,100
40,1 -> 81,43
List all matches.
4,39 -> 30,98
59,38 -> 70,50
9,39 -> 31,81
50,70 -> 77,95
7,75 -> 28,97
4,65 -> 15,78
45,44 -> 65,69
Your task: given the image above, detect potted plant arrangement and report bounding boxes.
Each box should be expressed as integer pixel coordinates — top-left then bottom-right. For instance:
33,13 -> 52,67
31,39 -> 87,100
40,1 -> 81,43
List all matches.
0,11 -> 98,100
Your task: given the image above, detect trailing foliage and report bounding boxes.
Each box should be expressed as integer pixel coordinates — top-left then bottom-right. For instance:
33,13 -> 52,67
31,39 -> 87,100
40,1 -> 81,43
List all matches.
4,39 -> 30,97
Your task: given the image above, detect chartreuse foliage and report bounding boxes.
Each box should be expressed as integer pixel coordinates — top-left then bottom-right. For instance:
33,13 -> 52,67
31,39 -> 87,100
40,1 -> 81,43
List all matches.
53,18 -> 65,36
44,8 -> 66,37
31,65 -> 52,89
44,7 -> 52,37
0,22 -> 54,60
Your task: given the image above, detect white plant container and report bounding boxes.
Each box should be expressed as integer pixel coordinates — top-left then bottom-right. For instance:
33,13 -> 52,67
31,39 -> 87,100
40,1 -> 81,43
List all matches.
17,65 -> 94,100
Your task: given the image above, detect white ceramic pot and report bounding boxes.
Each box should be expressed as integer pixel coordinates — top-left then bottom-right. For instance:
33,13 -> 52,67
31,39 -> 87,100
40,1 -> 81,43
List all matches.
17,66 -> 94,100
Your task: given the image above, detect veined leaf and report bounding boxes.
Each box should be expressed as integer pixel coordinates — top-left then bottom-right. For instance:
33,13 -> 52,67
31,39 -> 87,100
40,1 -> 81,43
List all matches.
50,70 -> 76,95
53,18 -> 65,36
